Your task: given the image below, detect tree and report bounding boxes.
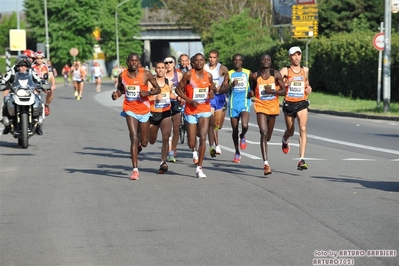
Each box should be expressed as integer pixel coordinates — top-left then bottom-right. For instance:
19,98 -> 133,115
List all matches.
24,0 -> 101,65
97,0 -> 143,66
203,10 -> 276,70
318,0 -> 385,36
156,0 -> 273,36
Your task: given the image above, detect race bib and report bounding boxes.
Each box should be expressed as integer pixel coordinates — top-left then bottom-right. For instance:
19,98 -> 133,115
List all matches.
193,87 -> 208,103
288,81 -> 305,98
259,83 -> 276,100
126,85 -> 140,101
154,92 -> 171,109
232,76 -> 247,92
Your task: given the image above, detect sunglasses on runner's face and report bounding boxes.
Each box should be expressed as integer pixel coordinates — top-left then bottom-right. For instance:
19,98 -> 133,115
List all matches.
164,61 -> 173,64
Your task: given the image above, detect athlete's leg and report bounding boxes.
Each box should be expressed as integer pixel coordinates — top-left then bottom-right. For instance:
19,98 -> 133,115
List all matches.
197,116 -> 210,167
257,113 -> 269,162
159,116 -> 172,163
126,116 -> 140,168
239,111 -> 250,139
230,117 -> 240,155
170,112 -> 181,154
296,108 -> 309,158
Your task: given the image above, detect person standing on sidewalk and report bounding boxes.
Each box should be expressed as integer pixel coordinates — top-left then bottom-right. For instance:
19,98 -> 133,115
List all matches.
111,53 -> 161,180
148,61 -> 176,174
279,46 -> 312,170
248,54 -> 286,175
219,54 -> 252,163
175,53 -> 216,178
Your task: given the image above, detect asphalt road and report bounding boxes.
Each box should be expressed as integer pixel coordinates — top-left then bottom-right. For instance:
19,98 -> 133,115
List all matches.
1,81 -> 398,266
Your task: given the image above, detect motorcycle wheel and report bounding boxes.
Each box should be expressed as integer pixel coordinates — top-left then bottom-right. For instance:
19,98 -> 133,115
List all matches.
20,113 -> 29,149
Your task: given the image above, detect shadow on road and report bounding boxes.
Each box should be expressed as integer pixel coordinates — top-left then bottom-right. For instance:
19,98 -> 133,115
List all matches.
311,175 -> 399,192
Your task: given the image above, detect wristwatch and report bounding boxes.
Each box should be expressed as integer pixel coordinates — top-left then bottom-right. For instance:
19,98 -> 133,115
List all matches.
271,88 -> 276,94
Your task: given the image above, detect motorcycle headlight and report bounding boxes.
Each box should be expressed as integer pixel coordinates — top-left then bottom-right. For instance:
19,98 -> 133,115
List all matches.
16,89 -> 31,97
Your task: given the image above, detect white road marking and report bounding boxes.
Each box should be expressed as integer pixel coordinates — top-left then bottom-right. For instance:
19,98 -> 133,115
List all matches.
343,158 -> 377,161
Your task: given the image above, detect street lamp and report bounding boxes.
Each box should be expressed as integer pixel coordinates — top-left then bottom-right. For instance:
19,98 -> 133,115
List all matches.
44,0 -> 50,60
115,0 -> 130,69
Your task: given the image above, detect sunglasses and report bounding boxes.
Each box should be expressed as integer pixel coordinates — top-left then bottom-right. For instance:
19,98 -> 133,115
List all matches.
36,58 -> 43,59
164,61 -> 174,64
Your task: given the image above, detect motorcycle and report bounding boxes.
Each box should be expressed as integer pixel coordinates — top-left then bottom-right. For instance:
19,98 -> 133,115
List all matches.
0,72 -> 50,148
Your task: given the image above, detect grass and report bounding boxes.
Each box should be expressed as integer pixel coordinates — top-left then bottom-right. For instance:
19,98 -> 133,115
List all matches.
306,92 -> 399,117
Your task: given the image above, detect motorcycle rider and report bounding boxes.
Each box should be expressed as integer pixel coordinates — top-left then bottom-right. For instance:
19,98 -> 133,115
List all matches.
1,55 -> 44,135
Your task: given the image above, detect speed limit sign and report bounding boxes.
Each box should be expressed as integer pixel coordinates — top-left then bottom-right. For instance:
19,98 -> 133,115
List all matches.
373,33 -> 384,51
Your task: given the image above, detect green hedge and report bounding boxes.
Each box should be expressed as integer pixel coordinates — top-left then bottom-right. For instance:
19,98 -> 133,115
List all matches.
240,31 -> 398,102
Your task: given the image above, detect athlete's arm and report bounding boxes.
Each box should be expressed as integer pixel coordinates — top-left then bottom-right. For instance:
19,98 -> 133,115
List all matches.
274,70 -> 287,96
175,71 -> 193,105
303,66 -> 312,94
248,71 -> 256,98
218,73 -> 231,94
145,71 -> 161,96
112,74 -> 123,100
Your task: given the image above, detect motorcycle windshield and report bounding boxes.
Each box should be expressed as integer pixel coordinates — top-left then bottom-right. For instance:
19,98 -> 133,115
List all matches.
13,72 -> 35,88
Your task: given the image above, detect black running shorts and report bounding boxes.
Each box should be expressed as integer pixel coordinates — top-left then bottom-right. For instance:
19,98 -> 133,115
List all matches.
282,100 -> 309,118
150,110 -> 172,126
171,101 -> 183,115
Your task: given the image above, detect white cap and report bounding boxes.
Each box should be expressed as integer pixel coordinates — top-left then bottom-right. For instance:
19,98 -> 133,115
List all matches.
289,46 -> 302,56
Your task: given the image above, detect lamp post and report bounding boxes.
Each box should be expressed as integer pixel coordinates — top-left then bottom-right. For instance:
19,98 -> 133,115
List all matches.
44,0 -> 50,60
115,0 -> 130,69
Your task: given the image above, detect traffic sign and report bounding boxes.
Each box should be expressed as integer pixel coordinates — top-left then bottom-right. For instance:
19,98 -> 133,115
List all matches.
70,48 -> 79,57
373,33 -> 384,51
291,4 -> 318,39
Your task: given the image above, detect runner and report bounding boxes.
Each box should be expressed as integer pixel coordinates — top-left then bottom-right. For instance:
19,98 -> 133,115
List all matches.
31,51 -> 56,116
175,53 -> 216,178
111,53 -> 161,180
248,54 -> 286,175
148,61 -> 176,174
279,46 -> 313,170
204,50 -> 229,157
71,61 -> 86,100
164,55 -> 183,163
219,54 -> 252,163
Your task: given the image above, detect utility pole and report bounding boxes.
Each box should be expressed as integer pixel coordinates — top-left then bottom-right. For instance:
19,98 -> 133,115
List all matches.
382,0 -> 392,112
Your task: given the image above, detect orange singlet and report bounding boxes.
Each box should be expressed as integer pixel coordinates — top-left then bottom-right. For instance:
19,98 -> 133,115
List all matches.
121,68 -> 150,115
254,70 -> 280,115
284,67 -> 308,103
184,69 -> 211,115
150,82 -> 171,113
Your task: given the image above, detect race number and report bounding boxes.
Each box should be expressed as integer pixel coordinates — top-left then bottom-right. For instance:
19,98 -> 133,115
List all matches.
193,87 -> 209,103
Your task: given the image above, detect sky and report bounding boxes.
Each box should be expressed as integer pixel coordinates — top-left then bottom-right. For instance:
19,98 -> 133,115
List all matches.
0,0 -> 24,13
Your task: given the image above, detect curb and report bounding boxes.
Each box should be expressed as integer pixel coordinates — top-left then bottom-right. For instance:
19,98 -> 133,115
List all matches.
309,109 -> 399,121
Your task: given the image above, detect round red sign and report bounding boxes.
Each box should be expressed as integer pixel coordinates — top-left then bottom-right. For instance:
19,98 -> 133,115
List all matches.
373,33 -> 384,51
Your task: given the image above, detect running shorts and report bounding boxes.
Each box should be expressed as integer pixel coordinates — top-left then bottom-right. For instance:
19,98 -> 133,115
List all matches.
282,100 -> 309,118
150,110 -> 172,126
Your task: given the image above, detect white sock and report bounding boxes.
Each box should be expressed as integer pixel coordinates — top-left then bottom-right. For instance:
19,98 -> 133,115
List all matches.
193,151 -> 198,158
133,168 -> 138,172
196,166 -> 202,172
264,161 -> 269,165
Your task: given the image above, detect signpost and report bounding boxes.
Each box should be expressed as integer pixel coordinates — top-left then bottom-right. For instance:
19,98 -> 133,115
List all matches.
291,4 -> 318,39
373,28 -> 384,109
70,48 -> 79,61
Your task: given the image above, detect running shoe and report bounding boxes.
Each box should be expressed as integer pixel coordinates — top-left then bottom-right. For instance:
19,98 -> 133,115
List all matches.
96,88 -> 101,92
44,105 -> 50,116
264,164 -> 272,175
167,155 -> 176,163
76,96 -> 81,101
74,91 -> 78,97
130,169 -> 140,180
209,146 -> 216,157
193,151 -> 199,165
196,168 -> 207,178
159,161 -> 168,174
215,146 -> 222,155
232,153 -> 241,163
297,159 -> 308,170
282,139 -> 290,154
240,137 -> 247,150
